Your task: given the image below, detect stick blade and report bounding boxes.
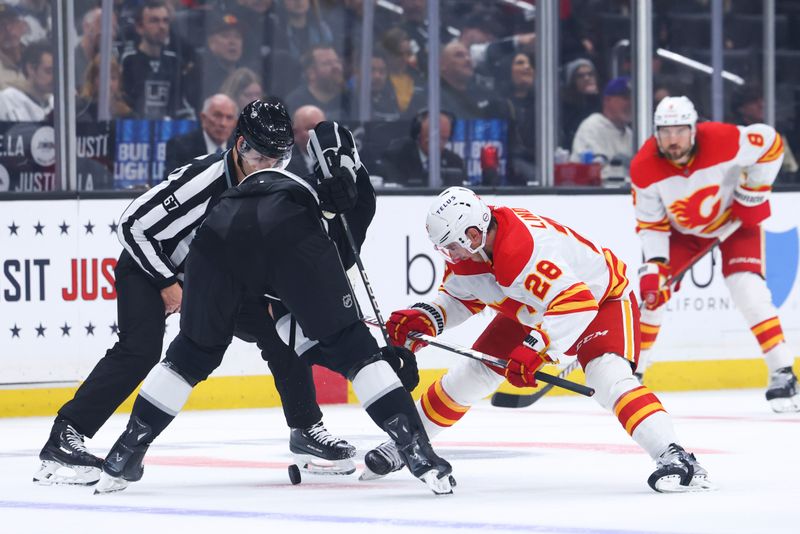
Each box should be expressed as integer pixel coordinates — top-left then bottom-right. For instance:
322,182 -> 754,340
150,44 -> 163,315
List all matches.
490,391 -> 538,408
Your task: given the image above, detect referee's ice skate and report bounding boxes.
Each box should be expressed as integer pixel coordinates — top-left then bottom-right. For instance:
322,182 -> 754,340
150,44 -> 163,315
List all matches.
33,419 -> 102,486
289,421 -> 356,475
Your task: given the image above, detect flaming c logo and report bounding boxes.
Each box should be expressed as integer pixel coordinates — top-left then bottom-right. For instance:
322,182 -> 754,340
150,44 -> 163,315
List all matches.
668,185 -> 721,229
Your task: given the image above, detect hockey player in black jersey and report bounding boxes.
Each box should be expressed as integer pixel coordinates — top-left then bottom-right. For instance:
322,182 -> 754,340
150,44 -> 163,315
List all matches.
34,99 -> 356,486
94,120 -> 456,496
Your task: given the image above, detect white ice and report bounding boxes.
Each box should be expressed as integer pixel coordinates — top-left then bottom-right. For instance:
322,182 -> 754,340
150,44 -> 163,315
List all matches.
2,389 -> 798,534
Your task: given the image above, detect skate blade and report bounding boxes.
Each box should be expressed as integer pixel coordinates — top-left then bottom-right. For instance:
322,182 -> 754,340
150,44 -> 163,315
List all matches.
93,472 -> 130,495
294,454 -> 356,476
358,466 -> 388,481
653,474 -> 716,493
419,470 -> 455,495
33,460 -> 100,486
769,395 -> 800,413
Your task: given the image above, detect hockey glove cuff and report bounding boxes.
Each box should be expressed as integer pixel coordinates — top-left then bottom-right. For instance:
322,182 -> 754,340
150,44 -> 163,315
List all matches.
732,184 -> 771,227
504,330 -> 553,388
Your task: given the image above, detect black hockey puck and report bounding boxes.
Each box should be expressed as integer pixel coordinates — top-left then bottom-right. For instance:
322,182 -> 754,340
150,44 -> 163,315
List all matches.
288,464 -> 302,485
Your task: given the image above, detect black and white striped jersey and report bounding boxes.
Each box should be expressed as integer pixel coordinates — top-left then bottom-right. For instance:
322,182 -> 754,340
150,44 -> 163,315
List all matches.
117,150 -> 236,288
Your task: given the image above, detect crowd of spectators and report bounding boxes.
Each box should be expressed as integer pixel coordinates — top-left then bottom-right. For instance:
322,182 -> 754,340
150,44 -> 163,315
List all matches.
0,0 -> 798,188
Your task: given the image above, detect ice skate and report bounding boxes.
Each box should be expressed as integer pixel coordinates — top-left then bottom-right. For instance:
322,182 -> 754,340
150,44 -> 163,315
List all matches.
382,413 -> 455,495
648,443 -> 715,493
359,440 -> 405,481
33,419 -> 102,486
766,367 -> 800,413
94,416 -> 153,495
289,421 -> 356,475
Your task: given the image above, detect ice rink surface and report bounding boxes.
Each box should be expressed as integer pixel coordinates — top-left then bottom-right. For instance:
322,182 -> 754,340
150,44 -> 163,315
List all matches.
1,389 -> 798,534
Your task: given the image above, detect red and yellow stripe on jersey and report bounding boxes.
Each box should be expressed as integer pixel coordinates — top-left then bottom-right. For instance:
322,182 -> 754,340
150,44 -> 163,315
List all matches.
545,282 -> 598,316
420,378 -> 470,428
613,386 -> 666,435
602,248 -> 630,302
751,317 -> 785,353
640,322 -> 661,351
757,133 -> 784,163
636,216 -> 670,233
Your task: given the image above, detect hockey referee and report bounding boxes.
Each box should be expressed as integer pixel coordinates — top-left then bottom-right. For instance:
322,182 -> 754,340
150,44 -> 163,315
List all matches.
34,98 -> 355,486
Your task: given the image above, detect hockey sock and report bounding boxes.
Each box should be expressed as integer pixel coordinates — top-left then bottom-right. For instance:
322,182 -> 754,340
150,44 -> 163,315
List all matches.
351,359 -> 424,432
418,378 -> 469,438
129,395 -> 175,440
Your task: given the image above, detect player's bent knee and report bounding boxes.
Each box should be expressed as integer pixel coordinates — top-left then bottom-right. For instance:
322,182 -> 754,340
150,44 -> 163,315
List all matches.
164,333 -> 225,384
584,353 -> 640,410
725,272 -> 775,322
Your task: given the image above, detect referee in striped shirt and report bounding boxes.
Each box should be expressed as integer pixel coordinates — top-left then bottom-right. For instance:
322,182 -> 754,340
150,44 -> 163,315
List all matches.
34,98 -> 352,486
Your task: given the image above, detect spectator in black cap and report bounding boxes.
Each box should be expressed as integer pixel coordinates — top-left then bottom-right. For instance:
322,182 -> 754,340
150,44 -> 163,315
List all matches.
561,58 -> 601,148
570,76 -> 633,181
192,10 -> 259,107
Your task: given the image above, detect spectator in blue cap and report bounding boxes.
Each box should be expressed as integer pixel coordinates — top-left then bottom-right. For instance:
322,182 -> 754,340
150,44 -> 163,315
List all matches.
569,75 -> 633,182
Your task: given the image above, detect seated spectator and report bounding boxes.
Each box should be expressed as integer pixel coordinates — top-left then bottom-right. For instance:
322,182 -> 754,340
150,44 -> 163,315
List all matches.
439,40 -> 509,120
379,110 -> 466,187
350,51 -> 400,121
193,10 -> 257,107
163,93 -> 237,180
502,52 -> 536,186
457,9 -> 536,91
0,41 -> 53,121
0,5 -> 27,90
219,67 -> 264,113
278,0 -> 333,60
285,104 -> 326,177
76,56 -> 133,122
285,45 -> 351,120
561,58 -> 601,148
120,0 -> 193,119
570,76 -> 633,181
380,27 -> 426,117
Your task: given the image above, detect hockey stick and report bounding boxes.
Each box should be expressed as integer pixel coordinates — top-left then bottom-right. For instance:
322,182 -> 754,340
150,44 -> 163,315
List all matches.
491,218 -> 743,409
491,360 -> 582,408
363,317 -> 595,397
662,219 -> 742,290
308,127 -> 392,347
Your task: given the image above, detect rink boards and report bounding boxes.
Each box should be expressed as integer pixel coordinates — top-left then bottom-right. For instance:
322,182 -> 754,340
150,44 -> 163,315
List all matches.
1,192 -> 798,416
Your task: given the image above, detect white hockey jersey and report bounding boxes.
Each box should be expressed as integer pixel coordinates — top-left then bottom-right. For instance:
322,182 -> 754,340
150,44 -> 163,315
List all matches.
631,122 -> 784,261
415,206 -> 629,360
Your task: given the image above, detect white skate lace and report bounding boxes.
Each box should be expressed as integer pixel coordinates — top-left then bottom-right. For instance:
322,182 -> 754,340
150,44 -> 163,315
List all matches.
375,441 -> 403,468
64,425 -> 90,453
769,368 -> 797,390
307,422 -> 344,446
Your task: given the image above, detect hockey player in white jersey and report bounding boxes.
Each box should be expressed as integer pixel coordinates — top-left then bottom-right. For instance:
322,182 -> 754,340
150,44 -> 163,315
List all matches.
631,96 -> 798,412
362,187 -> 713,493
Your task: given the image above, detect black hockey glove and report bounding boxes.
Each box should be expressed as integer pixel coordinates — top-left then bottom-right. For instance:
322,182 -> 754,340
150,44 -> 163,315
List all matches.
380,345 -> 420,392
315,165 -> 358,214
308,121 -> 361,215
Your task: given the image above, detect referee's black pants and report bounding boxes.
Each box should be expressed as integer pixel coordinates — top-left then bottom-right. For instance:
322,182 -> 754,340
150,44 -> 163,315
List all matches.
57,252 -> 322,438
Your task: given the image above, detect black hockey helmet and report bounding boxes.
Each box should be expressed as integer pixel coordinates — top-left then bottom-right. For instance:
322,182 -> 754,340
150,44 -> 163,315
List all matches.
235,97 -> 294,161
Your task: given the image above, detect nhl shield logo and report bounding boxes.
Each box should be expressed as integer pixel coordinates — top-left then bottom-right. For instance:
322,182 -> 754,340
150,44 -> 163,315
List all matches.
342,294 -> 353,308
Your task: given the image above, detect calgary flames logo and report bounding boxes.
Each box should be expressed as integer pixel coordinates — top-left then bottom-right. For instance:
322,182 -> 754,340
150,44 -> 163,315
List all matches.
669,185 -> 721,229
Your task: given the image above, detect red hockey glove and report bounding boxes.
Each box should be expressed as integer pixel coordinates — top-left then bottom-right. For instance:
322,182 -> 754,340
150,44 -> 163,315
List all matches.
732,184 -> 771,227
386,308 -> 438,352
504,330 -> 554,388
639,261 -> 671,311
